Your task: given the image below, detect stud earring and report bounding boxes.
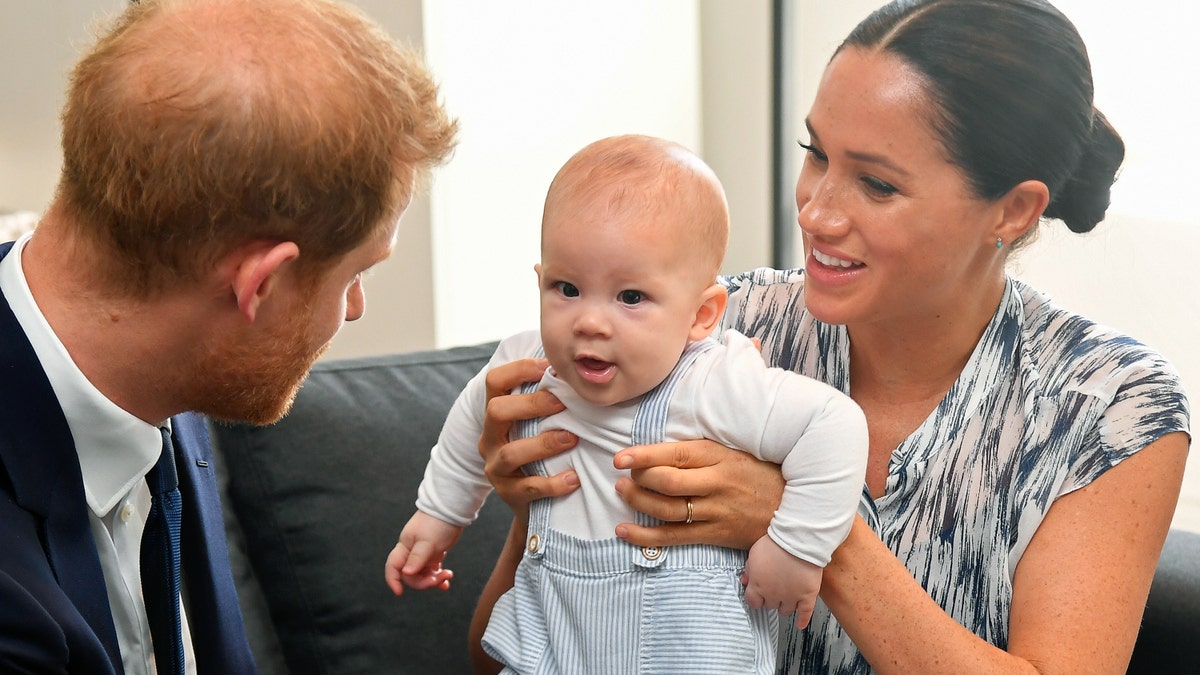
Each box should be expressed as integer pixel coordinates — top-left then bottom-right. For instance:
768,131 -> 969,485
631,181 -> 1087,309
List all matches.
996,237 -> 1003,249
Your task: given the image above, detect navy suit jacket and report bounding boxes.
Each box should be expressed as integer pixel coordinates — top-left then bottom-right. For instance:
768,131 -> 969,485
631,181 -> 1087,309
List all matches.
0,241 -> 256,674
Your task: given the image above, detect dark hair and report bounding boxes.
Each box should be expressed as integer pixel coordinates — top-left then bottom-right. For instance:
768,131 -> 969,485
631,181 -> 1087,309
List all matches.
841,0 -> 1123,234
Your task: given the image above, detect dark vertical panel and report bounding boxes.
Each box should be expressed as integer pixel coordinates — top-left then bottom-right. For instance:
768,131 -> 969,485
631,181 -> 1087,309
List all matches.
770,0 -> 795,269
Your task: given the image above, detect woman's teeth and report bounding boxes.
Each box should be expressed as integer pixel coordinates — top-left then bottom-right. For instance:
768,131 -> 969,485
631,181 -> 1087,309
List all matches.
813,249 -> 861,268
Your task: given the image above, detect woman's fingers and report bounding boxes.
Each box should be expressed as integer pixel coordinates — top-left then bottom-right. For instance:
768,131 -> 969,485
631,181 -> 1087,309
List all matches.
614,438 -> 728,472
484,428 -> 576,476
483,430 -> 578,510
478,357 -> 578,511
614,476 -> 691,522
613,478 -> 739,548
484,357 -> 552,400
614,518 -> 734,549
613,439 -> 728,503
480,358 -> 563,451
613,440 -> 784,550
498,471 -> 579,503
483,387 -> 564,438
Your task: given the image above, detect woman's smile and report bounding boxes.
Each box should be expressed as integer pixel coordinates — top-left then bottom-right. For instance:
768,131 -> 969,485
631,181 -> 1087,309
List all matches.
811,249 -> 863,269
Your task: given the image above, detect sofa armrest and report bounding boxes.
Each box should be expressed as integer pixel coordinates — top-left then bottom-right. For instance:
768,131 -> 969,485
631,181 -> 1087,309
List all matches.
212,342 -> 506,675
1127,527 -> 1200,674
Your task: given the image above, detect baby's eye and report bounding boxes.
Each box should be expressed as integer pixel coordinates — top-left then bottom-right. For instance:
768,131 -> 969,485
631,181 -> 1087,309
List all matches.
618,290 -> 644,305
555,282 -> 580,298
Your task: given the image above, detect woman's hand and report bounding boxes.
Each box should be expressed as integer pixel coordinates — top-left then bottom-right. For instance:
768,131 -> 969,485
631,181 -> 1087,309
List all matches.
470,357 -> 579,674
612,439 -> 785,550
479,357 -> 579,518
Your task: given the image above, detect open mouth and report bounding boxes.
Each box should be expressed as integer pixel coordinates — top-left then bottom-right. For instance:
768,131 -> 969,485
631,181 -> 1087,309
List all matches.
575,356 -> 616,384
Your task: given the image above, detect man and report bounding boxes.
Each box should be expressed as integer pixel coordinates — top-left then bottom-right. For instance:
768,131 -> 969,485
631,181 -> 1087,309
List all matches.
0,0 -> 456,672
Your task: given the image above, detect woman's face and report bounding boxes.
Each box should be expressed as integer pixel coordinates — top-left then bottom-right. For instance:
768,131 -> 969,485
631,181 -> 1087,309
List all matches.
795,47 -> 1006,330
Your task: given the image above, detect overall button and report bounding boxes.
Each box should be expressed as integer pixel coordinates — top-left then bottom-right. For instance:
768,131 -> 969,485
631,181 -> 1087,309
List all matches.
641,546 -> 663,561
527,534 -> 541,553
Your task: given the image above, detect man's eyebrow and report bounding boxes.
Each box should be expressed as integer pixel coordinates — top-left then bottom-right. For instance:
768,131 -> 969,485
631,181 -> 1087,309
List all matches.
805,119 -> 911,179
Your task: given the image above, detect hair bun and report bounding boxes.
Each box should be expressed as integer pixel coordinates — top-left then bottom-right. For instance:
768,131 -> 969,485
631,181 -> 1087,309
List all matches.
1044,110 -> 1125,233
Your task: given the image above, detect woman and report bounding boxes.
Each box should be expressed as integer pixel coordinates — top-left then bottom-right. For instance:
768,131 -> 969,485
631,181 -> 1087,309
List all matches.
469,1 -> 1190,672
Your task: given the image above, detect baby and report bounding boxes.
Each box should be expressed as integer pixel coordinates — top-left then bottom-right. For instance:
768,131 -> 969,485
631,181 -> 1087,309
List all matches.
386,135 -> 868,674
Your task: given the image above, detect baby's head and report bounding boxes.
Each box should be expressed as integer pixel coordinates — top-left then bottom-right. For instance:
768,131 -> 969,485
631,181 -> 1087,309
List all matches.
536,134 -> 729,406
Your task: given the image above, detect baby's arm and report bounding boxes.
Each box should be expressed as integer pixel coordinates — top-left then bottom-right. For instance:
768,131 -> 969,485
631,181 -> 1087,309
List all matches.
415,331 -> 546,524
743,534 -> 823,628
692,332 -> 869,622
388,331 -> 547,597
385,510 -> 462,596
386,362 -> 488,597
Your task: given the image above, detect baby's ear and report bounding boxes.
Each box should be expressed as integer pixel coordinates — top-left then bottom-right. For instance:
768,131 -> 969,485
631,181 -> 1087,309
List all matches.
689,283 -> 728,341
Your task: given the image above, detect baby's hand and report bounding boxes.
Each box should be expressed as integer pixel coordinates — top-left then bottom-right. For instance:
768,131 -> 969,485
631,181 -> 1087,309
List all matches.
384,511 -> 463,596
741,535 -> 823,628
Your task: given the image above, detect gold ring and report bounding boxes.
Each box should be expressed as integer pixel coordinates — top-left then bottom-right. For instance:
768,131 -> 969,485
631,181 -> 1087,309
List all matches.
685,498 -> 694,525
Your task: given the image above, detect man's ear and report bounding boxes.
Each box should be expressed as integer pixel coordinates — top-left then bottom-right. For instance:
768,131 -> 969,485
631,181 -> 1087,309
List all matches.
689,283 -> 728,341
996,179 -> 1050,245
229,241 -> 301,322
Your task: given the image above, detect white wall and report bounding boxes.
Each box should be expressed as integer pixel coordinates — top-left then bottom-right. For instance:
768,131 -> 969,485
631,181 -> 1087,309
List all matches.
321,0 -> 435,360
421,1 -> 705,349
418,1 -> 774,350
0,1 -> 128,212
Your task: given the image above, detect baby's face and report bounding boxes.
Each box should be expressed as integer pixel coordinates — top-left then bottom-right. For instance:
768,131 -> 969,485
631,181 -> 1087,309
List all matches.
538,209 -> 707,406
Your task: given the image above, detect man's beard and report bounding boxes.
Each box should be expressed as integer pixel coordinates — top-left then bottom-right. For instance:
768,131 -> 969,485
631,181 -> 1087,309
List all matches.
186,306 -> 330,426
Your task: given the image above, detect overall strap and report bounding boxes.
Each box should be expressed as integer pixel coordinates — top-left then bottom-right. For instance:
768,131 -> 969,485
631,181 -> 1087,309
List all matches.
510,345 -> 554,543
630,338 -> 717,530
631,339 -> 718,447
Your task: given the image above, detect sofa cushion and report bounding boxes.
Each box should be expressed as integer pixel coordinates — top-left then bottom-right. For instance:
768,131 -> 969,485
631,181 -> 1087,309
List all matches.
1128,527 -> 1200,674
212,342 -> 505,674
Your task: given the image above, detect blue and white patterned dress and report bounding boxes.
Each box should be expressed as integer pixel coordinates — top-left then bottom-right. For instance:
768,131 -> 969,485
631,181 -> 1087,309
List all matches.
718,268 -> 1191,675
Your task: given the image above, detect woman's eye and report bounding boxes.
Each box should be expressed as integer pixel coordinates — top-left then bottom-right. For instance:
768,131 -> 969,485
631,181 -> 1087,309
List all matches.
555,282 -> 580,298
618,290 -> 644,305
862,176 -> 898,197
797,140 -> 828,163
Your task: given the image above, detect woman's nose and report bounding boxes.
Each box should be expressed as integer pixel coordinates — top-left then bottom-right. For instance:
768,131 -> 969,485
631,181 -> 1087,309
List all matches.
796,173 -> 849,238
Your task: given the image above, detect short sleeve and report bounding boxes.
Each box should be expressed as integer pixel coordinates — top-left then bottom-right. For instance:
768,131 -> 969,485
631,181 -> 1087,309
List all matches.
1059,350 -> 1190,496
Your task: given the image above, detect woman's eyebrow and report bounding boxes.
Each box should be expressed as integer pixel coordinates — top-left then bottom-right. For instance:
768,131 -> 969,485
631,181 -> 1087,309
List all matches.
805,118 -> 911,179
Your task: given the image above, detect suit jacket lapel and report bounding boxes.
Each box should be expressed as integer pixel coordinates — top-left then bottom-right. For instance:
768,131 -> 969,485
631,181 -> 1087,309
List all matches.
173,412 -> 256,673
0,242 -> 124,668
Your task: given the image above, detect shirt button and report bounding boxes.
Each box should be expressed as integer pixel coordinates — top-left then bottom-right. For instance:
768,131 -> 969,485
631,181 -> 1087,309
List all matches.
642,546 -> 663,560
119,504 -> 135,523
527,534 -> 540,553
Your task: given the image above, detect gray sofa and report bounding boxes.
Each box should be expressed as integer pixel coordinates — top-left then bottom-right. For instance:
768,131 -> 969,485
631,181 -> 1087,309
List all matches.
212,342 -> 505,674
210,342 -> 1199,674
